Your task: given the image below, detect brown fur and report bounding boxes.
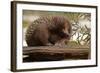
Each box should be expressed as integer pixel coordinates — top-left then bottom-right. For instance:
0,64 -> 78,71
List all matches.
25,16 -> 72,46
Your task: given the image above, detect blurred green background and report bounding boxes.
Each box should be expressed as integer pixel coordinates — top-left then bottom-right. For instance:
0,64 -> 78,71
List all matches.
23,10 -> 91,47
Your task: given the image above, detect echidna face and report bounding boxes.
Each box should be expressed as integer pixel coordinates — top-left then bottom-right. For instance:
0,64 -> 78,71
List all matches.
51,16 -> 72,40
62,23 -> 72,39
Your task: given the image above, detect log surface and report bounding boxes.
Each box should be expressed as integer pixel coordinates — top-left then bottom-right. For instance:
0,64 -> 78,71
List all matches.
23,46 -> 90,62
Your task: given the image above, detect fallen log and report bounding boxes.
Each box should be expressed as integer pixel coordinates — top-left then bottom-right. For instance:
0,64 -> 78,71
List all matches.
23,46 -> 90,62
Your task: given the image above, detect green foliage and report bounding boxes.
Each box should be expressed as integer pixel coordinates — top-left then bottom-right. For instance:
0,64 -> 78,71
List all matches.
62,12 -> 91,45
65,41 -> 79,46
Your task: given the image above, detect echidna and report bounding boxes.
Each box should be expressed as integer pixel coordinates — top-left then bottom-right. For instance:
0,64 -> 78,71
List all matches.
25,16 -> 72,46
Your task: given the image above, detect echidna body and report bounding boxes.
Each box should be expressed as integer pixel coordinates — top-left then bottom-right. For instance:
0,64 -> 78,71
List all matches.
25,16 -> 72,46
